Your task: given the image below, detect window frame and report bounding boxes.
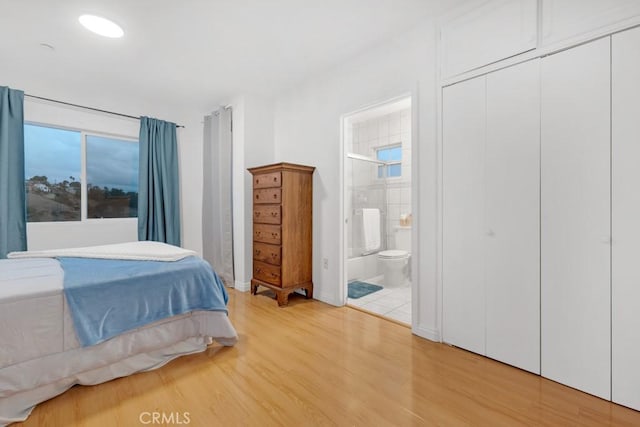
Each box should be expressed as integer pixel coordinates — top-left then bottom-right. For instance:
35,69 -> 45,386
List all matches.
25,121 -> 139,223
375,143 -> 403,180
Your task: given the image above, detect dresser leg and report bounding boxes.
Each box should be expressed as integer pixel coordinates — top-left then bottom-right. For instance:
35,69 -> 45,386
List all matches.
251,283 -> 258,295
304,287 -> 313,299
276,291 -> 289,306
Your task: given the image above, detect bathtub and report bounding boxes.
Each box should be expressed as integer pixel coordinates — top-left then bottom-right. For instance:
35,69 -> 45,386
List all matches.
347,252 -> 382,282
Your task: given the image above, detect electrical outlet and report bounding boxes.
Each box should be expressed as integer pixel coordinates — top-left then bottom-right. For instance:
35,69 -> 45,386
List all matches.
323,258 -> 329,269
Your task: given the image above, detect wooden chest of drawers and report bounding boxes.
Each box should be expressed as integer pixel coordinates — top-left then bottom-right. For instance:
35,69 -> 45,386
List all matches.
248,162 -> 315,306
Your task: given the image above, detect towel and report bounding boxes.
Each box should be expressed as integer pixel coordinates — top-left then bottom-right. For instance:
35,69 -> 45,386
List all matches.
362,208 -> 381,252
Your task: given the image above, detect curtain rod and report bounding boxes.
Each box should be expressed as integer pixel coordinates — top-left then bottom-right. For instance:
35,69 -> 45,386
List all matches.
24,94 -> 185,128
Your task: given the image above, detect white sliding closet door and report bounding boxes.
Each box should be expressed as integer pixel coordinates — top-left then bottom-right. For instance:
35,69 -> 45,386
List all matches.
541,37 -> 611,400
442,76 -> 486,355
612,26 -> 640,411
485,60 -> 540,374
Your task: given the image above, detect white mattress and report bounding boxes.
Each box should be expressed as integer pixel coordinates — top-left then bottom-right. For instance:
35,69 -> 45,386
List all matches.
0,258 -> 65,369
0,257 -> 238,425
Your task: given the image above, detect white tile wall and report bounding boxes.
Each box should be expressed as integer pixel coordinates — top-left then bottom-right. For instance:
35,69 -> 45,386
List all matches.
349,108 -> 412,252
345,125 -> 353,152
400,109 -> 411,134
400,187 -> 411,205
388,187 -> 400,204
379,115 -> 389,138
389,111 -> 401,136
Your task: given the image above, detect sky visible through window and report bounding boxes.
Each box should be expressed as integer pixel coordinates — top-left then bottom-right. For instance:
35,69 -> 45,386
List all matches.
377,145 -> 402,178
377,145 -> 402,162
86,135 -> 138,193
24,124 -> 81,185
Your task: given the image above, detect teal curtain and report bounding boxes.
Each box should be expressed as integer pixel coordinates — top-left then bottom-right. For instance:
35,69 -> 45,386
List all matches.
0,86 -> 26,258
138,117 -> 181,246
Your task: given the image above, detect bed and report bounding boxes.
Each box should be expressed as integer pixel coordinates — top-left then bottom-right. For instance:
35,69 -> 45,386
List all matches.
0,241 -> 238,425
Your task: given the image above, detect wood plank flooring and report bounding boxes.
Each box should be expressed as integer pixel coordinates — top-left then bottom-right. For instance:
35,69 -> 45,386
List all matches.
15,289 -> 640,426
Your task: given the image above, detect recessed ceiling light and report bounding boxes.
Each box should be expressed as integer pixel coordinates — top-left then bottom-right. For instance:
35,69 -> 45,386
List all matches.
78,14 -> 124,38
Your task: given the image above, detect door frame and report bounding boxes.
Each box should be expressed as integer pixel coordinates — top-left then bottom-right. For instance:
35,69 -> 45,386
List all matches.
339,90 -> 419,331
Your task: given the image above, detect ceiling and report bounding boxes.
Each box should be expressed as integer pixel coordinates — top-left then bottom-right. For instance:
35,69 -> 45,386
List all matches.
0,0 -> 462,113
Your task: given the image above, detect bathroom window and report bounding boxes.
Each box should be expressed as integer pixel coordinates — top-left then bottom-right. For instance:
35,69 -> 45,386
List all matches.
376,144 -> 402,179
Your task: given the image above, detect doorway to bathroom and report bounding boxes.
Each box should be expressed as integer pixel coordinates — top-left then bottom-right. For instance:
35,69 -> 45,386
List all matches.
342,96 -> 412,325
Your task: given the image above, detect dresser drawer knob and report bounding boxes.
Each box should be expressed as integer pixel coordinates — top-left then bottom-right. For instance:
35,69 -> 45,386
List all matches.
256,268 -> 262,273
256,231 -> 261,237
273,194 -> 277,199
255,249 -> 261,255
273,177 -> 277,182
271,232 -> 278,238
271,212 -> 277,217
255,211 -> 261,217
256,194 -> 260,199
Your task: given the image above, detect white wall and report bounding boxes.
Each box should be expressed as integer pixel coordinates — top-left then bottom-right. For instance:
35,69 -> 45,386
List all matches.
272,20 -> 440,340
229,94 -> 275,290
177,115 -> 205,254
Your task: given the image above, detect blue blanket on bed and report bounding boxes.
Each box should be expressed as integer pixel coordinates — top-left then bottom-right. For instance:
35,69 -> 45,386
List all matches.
58,256 -> 229,347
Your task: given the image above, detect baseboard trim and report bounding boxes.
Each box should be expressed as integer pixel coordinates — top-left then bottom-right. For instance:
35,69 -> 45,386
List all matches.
234,280 -> 251,292
314,291 -> 342,307
413,324 -> 441,342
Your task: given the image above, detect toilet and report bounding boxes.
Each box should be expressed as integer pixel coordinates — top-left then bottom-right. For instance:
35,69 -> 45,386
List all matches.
378,226 -> 411,288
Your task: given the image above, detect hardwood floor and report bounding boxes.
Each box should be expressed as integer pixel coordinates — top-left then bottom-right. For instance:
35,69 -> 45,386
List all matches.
16,289 -> 640,426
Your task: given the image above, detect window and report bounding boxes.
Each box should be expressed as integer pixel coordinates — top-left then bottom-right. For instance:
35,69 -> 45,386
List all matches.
87,136 -> 139,219
376,145 -> 402,178
24,123 -> 138,222
25,125 -> 81,222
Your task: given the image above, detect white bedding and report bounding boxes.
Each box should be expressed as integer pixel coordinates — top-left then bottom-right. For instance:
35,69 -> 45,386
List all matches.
0,255 -> 237,425
0,258 -> 64,368
7,240 -> 197,262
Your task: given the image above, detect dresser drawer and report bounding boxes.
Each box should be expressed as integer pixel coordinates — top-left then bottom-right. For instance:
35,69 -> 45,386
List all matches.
253,172 -> 281,189
254,261 -> 281,286
253,205 -> 281,224
254,224 -> 281,244
254,188 -> 281,204
253,242 -> 281,265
